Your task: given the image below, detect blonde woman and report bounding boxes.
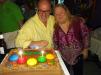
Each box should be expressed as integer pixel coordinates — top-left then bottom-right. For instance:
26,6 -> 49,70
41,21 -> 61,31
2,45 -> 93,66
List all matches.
53,4 -> 89,75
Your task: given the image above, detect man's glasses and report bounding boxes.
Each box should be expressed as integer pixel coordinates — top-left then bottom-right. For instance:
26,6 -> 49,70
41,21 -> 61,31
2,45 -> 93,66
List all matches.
38,9 -> 50,14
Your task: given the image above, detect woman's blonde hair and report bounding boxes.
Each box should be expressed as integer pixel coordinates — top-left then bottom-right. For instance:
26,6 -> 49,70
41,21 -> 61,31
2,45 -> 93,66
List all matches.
54,4 -> 73,28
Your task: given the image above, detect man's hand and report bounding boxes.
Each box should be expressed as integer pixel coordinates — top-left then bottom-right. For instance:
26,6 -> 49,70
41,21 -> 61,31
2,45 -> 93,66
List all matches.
39,40 -> 49,47
30,40 -> 49,48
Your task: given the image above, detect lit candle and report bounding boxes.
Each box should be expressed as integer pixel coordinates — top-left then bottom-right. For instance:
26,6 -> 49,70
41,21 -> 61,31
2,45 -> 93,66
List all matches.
37,50 -> 46,63
41,50 -> 44,56
17,49 -> 27,64
37,56 -> 46,63
18,50 -> 23,58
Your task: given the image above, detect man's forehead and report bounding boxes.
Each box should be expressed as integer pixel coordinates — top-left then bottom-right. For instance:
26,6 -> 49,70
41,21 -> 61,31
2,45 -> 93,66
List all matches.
39,4 -> 50,10
38,0 -> 50,9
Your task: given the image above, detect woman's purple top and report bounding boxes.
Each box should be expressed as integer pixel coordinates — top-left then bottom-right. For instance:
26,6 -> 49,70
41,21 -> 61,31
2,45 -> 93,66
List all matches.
53,17 -> 89,65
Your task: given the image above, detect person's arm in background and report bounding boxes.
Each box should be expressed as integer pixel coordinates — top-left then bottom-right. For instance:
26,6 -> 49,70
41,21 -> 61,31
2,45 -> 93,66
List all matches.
11,1 -> 24,28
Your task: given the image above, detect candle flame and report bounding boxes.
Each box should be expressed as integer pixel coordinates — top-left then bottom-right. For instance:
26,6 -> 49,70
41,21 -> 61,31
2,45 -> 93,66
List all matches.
18,50 -> 23,55
41,50 -> 44,56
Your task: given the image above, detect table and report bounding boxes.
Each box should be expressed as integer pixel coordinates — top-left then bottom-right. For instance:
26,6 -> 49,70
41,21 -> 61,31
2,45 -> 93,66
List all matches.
55,50 -> 70,75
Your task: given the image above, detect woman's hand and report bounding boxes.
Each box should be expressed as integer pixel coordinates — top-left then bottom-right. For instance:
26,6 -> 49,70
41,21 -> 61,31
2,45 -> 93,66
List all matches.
82,49 -> 88,60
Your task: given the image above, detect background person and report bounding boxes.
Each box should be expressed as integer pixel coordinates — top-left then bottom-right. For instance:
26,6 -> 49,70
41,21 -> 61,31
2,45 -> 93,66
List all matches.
0,0 -> 24,49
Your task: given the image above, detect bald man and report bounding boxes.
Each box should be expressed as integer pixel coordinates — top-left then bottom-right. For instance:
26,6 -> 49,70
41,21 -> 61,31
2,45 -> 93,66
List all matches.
16,0 -> 55,49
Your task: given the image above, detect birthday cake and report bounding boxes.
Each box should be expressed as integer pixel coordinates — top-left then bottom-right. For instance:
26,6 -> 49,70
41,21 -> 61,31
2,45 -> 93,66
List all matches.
0,49 -> 64,75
